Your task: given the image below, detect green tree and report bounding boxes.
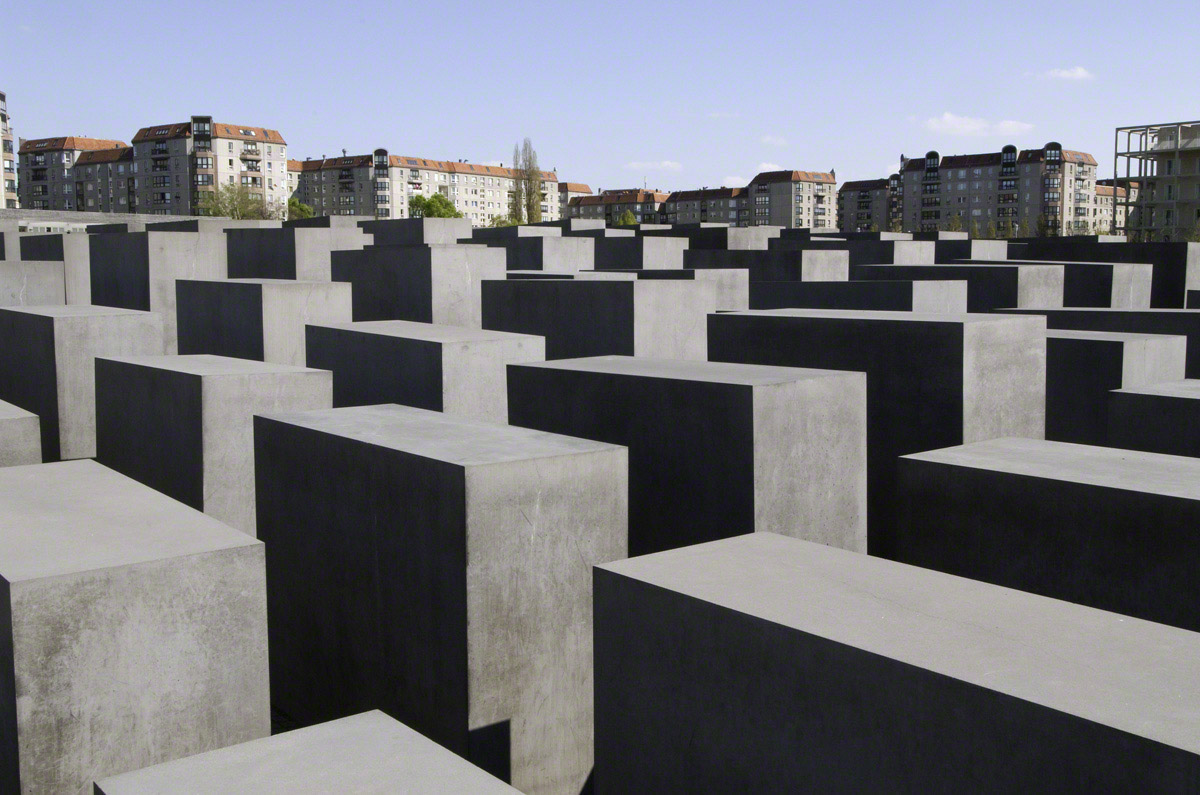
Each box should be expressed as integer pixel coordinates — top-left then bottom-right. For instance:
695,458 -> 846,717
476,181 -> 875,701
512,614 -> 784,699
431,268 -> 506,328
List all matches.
520,138 -> 542,224
986,221 -> 997,239
1017,217 -> 1032,238
1035,213 -> 1052,238
287,198 -> 314,221
969,219 -> 981,239
888,218 -> 903,233
198,183 -> 276,219
488,213 -> 518,227
507,143 -> 525,225
945,213 -> 964,232
614,209 -> 637,226
410,193 -> 463,218
1186,221 -> 1200,243
868,222 -> 880,233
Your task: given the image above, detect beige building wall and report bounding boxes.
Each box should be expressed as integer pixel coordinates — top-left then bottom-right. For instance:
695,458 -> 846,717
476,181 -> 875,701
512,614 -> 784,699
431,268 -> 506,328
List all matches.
1,90 -> 15,208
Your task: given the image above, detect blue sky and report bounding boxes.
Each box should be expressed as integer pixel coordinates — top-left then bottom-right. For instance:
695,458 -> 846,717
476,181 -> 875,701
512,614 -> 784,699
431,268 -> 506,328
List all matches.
6,0 -> 1197,191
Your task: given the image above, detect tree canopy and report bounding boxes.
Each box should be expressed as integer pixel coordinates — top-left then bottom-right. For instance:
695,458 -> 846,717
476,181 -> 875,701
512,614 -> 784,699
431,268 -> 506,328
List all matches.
198,183 -> 277,219
410,193 -> 463,218
614,210 -> 637,226
287,198 -> 314,220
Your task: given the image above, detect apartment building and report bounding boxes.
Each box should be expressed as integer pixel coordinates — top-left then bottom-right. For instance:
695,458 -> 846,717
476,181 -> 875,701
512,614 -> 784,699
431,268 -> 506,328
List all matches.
293,148 -> 562,226
1,91 -> 15,208
130,116 -> 288,216
73,146 -> 135,212
1093,183 -> 1129,233
287,159 -> 302,201
569,188 -> 669,223
558,182 -> 591,217
17,136 -> 128,211
896,142 -> 1097,234
1115,120 -> 1200,239
570,170 -> 837,229
837,178 -> 890,232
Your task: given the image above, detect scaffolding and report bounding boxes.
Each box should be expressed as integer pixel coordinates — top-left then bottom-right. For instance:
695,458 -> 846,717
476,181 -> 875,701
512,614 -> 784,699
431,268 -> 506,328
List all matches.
1114,120 -> 1200,240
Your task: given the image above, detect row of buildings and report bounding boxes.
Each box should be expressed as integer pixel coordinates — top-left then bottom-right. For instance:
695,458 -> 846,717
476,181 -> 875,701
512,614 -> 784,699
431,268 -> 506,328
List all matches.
4,88 -> 1197,236
567,170 -> 839,230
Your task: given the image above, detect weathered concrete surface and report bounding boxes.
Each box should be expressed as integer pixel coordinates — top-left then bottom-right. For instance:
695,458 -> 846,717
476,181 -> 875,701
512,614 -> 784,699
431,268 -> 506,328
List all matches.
94,711 -> 518,794
0,400 -> 40,466
0,305 -> 164,461
0,459 -> 268,794
482,278 -> 716,360
594,532 -> 1200,792
643,225 -> 780,250
176,278 -> 352,366
749,279 -> 968,313
593,236 -> 688,270
1004,307 -> 1200,378
226,225 -> 370,281
1109,379 -> 1200,458
307,320 -> 544,422
708,309 -> 1046,555
0,260 -> 65,306
509,356 -> 865,555
934,238 -> 1008,262
89,231 -> 229,353
896,437 -> 1200,631
685,248 -> 849,281
481,236 -> 594,273
95,354 -> 332,535
772,237 -> 936,266
471,225 -> 562,240
255,404 -> 627,794
961,258 -> 1153,309
1018,238 -> 1197,308
1045,330 -> 1186,445
358,217 -> 473,246
851,263 -> 1065,312
578,268 -> 749,311
331,244 -> 506,327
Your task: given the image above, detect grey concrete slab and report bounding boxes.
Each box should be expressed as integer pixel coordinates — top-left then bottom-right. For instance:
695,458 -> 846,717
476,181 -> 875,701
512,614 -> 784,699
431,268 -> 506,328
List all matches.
594,532 -> 1200,792
481,236 -> 595,273
685,248 -> 849,281
896,437 -> 1200,631
94,711 -> 518,794
176,279 -> 352,367
331,244 -> 505,327
1109,379 -> 1200,458
0,260 -> 65,306
508,356 -> 865,555
88,230 -> 230,352
504,270 -> 575,280
851,263 -> 1064,312
0,399 -> 40,466
357,217 -> 473,246
772,237 -> 936,266
470,224 -> 562,240
306,320 -> 543,422
577,268 -> 749,310
708,309 -> 1046,555
225,225 -> 370,281
749,279 -> 968,312
934,238 -> 1009,262
1004,307 -> 1200,377
1045,330 -> 1186,444
1018,238 -> 1197,308
145,219 -> 281,233
0,304 -> 164,460
593,236 -> 688,270
643,225 -> 780,250
0,459 -> 268,793
254,404 -> 627,792
16,233 -> 64,261
95,354 -> 332,535
960,258 -> 1153,308
532,218 -> 606,233
482,278 -> 716,360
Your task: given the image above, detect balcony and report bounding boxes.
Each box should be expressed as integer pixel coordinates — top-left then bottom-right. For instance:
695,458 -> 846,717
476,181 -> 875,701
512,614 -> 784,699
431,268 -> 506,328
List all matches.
240,148 -> 261,160
151,146 -> 169,157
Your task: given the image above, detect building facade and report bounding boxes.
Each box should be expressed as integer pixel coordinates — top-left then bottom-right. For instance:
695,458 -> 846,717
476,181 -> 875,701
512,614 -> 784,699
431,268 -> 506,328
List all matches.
890,142 -> 1097,234
17,136 -> 128,211
837,178 -> 890,232
569,170 -> 837,229
73,146 -> 135,213
130,117 -> 288,216
569,189 -> 669,223
558,182 -> 591,217
1093,182 -> 1129,233
1,91 -> 15,208
1115,120 -> 1200,239
293,149 -> 562,226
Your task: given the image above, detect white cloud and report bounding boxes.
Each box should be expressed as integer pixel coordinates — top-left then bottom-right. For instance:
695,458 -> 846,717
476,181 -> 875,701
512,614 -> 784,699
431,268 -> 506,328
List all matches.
760,134 -> 788,147
1042,66 -> 1093,81
723,175 -> 747,186
757,162 -> 783,172
924,112 -> 1033,137
482,160 -> 503,167
707,111 -> 740,120
623,160 -> 682,172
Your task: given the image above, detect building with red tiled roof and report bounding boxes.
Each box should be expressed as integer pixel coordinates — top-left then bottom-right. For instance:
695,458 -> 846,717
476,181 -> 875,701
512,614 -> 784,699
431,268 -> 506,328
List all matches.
569,188 -> 668,222
292,147 -> 578,226
17,135 -> 130,211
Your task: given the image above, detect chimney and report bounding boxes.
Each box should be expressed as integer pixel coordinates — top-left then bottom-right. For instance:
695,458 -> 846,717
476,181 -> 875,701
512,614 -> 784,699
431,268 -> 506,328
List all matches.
342,148 -> 347,157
